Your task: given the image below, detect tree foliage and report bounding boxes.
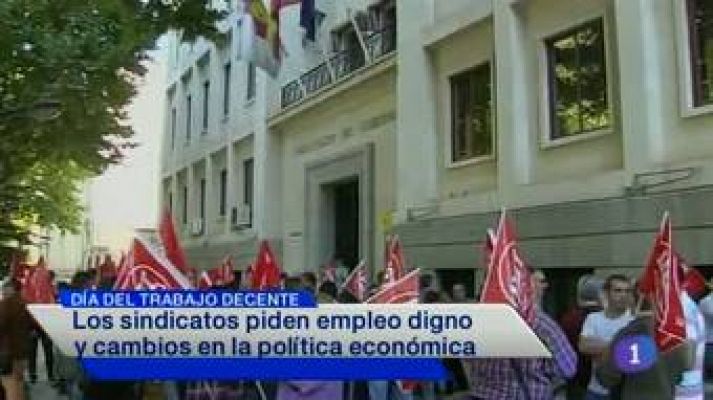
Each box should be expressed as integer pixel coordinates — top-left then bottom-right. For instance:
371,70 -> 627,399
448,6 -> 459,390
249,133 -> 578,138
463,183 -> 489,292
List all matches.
0,0 -> 225,247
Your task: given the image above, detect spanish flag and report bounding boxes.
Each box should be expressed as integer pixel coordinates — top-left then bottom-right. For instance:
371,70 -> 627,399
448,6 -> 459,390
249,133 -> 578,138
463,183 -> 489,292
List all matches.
240,0 -> 281,77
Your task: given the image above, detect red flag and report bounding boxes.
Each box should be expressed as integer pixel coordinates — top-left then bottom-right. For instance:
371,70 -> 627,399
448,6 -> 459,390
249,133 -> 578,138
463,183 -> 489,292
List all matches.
679,257 -> 708,299
365,268 -> 421,393
366,269 -> 420,304
251,241 -> 282,290
159,208 -> 190,275
639,214 -> 686,352
114,249 -> 133,290
198,257 -> 236,289
21,263 -> 55,304
341,260 -> 368,302
480,211 -> 535,325
383,235 -> 406,285
115,236 -> 192,290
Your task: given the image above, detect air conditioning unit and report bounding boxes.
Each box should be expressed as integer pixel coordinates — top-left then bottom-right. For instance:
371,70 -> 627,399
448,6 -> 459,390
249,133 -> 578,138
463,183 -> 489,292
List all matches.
231,204 -> 252,229
190,218 -> 204,236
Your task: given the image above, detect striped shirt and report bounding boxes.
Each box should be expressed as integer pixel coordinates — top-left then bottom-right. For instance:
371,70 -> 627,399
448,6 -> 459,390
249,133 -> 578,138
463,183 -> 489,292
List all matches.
465,311 -> 577,400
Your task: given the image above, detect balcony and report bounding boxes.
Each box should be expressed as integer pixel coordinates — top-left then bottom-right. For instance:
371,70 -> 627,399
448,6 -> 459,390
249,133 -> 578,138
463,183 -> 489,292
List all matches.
281,24 -> 397,109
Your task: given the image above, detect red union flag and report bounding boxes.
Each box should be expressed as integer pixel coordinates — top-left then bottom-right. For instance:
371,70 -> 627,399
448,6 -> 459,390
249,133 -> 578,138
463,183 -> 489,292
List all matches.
342,260 -> 368,302
480,211 -> 535,325
115,236 -> 192,290
251,240 -> 282,290
383,235 -> 406,285
159,208 -> 190,275
639,214 -> 686,352
22,261 -> 55,304
366,268 -> 420,304
198,257 -> 236,289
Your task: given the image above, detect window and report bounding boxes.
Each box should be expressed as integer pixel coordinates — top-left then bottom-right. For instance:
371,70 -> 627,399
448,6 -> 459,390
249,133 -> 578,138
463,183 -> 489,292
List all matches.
199,178 -> 206,220
170,107 -> 176,150
186,95 -> 192,143
182,186 -> 188,224
546,19 -> 610,140
331,25 -> 366,77
202,81 -> 210,132
450,63 -> 493,163
223,63 -> 231,116
247,63 -> 256,101
688,0 -> 713,107
243,158 -> 254,227
219,169 -> 227,216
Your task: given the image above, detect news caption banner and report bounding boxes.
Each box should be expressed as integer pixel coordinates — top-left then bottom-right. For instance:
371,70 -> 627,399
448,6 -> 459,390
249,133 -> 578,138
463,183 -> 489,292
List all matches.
28,290 -> 550,380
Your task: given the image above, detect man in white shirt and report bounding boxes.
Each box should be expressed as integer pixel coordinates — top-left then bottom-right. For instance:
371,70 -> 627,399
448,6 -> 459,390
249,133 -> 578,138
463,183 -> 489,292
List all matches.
579,274 -> 634,400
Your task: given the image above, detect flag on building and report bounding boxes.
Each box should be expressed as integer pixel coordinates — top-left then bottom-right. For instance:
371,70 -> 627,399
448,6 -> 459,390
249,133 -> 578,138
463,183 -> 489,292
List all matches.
251,240 -> 282,289
341,260 -> 368,301
115,236 -> 192,290
159,208 -> 190,276
198,257 -> 236,289
366,268 -> 420,304
639,213 -> 686,352
299,0 -> 316,40
238,0 -> 281,77
383,235 -> 406,285
480,211 -> 535,325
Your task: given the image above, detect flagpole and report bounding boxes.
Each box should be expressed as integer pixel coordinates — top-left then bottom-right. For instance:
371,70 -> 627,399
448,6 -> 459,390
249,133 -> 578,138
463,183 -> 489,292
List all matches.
347,7 -> 371,64
340,259 -> 365,290
255,381 -> 268,400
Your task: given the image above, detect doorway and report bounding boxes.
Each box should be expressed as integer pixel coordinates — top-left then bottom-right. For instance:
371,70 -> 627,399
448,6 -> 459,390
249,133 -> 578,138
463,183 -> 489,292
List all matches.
332,178 -> 360,269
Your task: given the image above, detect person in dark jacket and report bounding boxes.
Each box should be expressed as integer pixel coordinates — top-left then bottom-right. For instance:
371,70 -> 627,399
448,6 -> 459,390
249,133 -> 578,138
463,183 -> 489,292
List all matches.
0,278 -> 31,400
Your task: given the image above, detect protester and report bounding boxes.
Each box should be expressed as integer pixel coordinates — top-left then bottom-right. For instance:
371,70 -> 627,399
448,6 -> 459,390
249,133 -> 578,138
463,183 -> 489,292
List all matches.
697,278 -> 713,381
674,288 -> 706,400
579,274 -> 634,400
300,272 -> 317,294
0,278 -> 31,400
596,296 -> 694,399
465,309 -> 577,399
451,283 -> 471,303
465,271 -> 577,399
532,269 -> 549,310
560,275 -> 603,398
276,280 -> 344,400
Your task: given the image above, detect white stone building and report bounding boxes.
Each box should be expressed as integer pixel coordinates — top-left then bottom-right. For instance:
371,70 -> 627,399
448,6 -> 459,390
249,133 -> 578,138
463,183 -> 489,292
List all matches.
162,0 -> 713,312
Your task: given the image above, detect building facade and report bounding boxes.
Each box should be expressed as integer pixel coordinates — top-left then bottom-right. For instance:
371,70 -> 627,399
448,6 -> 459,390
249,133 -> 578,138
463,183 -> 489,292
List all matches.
162,0 -> 713,312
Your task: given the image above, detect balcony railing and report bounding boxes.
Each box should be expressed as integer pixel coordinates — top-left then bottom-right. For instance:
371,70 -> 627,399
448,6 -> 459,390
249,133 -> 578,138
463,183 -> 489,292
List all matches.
281,24 -> 397,109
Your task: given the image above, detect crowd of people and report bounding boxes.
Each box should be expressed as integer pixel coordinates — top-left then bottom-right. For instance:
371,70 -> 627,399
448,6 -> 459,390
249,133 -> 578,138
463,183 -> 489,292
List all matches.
1,263 -> 712,400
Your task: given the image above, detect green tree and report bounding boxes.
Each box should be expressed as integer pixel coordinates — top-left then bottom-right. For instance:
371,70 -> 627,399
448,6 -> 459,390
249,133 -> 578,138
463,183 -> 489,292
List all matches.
0,0 -> 225,248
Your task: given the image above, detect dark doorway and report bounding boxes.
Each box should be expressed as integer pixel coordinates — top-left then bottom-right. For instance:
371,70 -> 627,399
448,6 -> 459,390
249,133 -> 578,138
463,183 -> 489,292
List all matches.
542,268 -> 594,319
333,178 -> 359,269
